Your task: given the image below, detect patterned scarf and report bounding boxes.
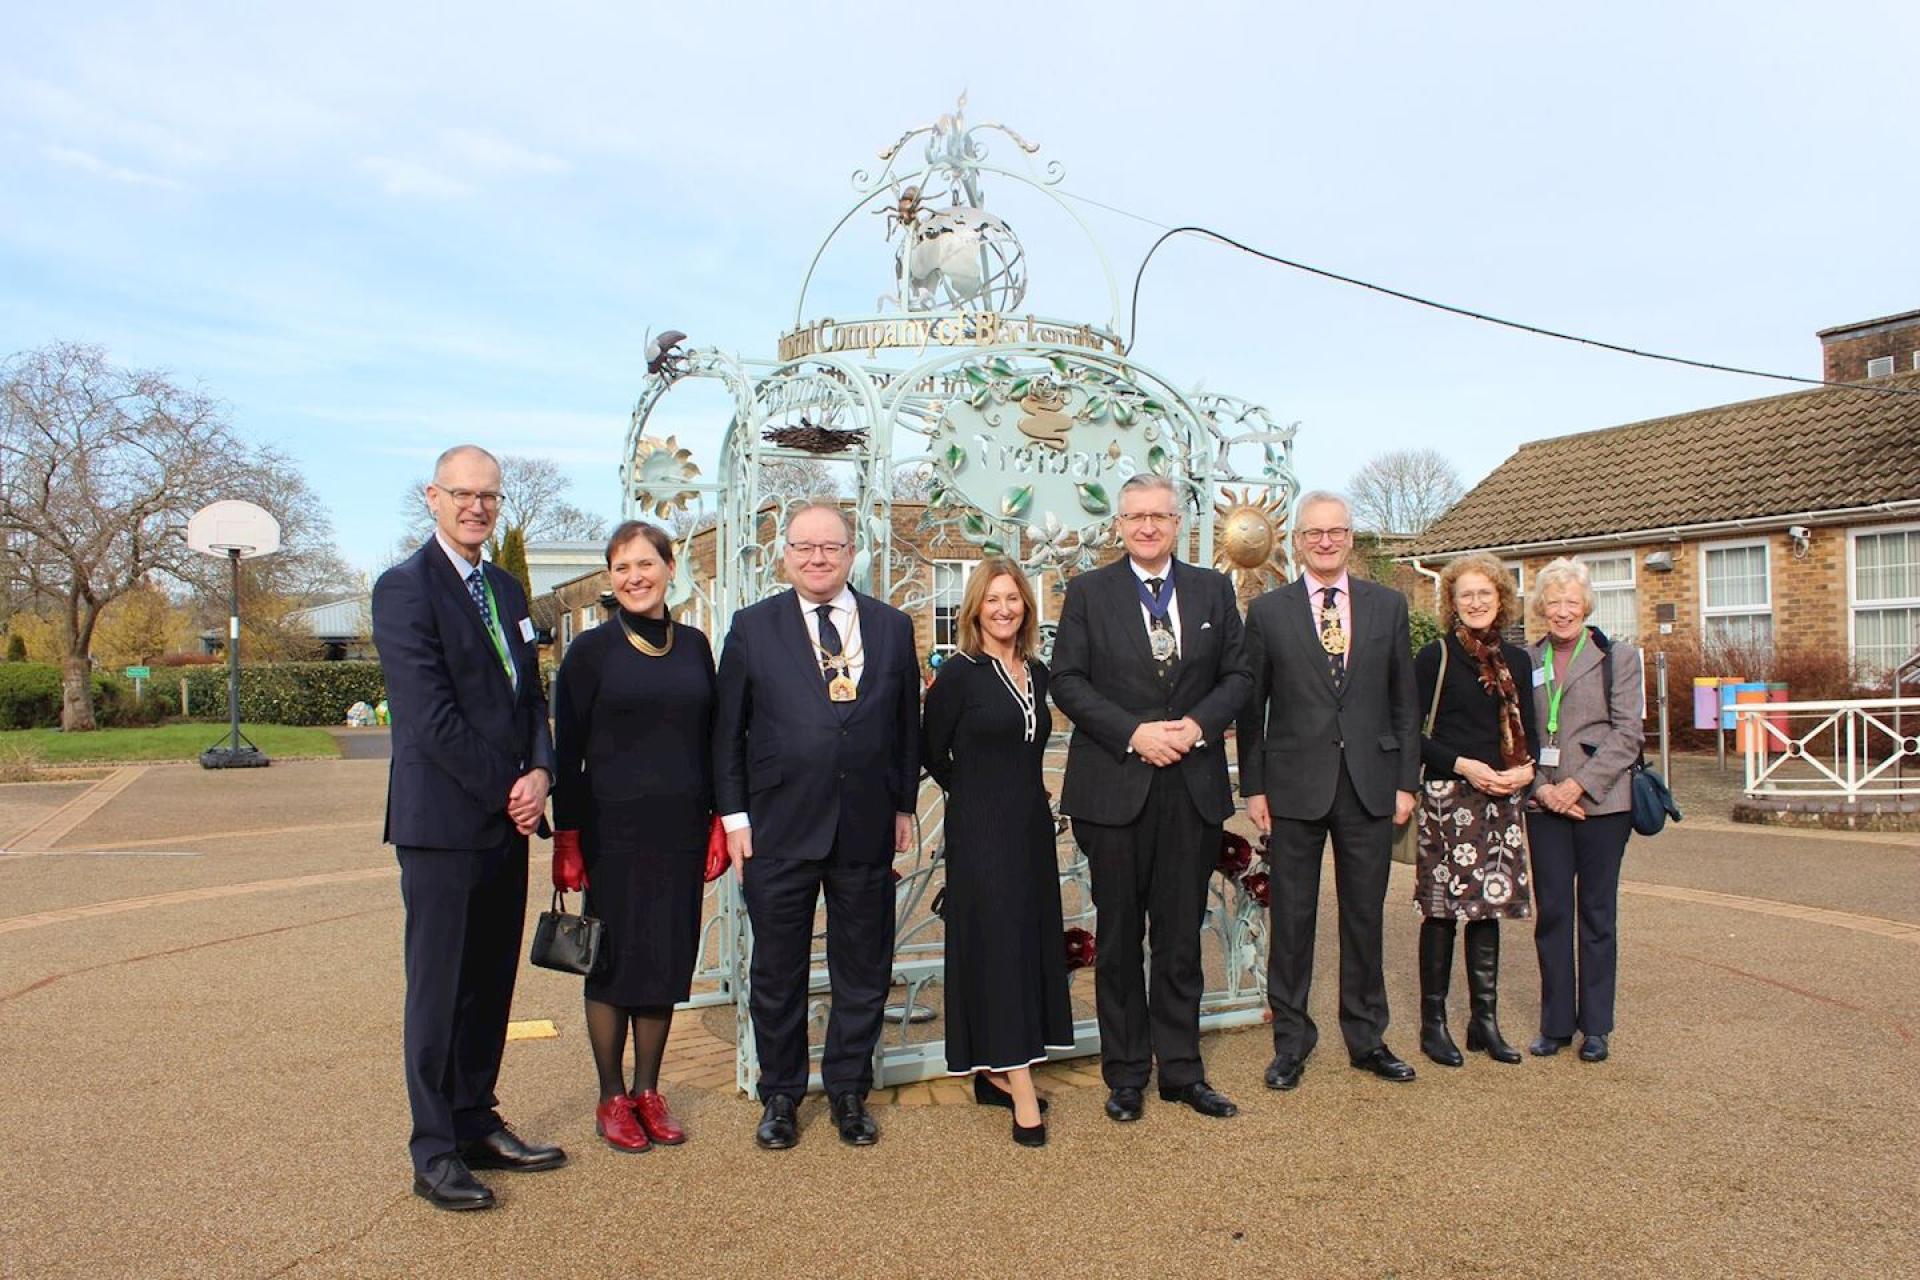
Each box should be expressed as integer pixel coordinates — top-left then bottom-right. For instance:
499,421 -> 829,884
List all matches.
1454,624 -> 1531,768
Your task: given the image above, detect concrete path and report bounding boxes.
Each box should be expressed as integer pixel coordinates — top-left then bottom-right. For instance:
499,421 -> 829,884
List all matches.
0,759 -> 1913,1278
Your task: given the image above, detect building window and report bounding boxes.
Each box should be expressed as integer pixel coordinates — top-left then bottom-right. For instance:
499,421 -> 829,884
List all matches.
1852,525 -> 1920,678
931,559 -> 977,655
1579,553 -> 1638,641
560,610 -> 572,647
1866,355 -> 1895,378
1701,540 -> 1772,653
1500,562 -> 1526,644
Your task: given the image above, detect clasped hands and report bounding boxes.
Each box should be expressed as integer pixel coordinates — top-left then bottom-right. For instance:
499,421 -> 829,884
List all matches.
1130,717 -> 1205,768
1456,758 -> 1534,799
1532,776 -> 1589,820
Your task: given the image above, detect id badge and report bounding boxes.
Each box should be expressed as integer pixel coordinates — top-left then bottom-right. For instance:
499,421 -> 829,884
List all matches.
1538,746 -> 1562,768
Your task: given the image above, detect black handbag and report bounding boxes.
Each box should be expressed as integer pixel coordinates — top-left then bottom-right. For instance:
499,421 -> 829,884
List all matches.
529,890 -> 603,975
1599,642 -> 1682,836
1628,759 -> 1683,836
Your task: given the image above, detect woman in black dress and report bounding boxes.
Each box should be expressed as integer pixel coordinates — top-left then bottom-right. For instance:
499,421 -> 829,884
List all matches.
922,557 -> 1073,1147
551,521 -> 714,1153
1412,553 -> 1538,1068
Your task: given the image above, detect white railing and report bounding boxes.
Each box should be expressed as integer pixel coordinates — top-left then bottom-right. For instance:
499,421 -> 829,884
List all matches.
1735,698 -> 1920,800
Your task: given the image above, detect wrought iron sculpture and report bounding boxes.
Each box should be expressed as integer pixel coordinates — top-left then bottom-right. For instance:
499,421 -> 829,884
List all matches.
619,99 -> 1301,1094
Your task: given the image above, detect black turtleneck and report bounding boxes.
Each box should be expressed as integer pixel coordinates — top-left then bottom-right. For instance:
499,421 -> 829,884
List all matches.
620,608 -> 670,644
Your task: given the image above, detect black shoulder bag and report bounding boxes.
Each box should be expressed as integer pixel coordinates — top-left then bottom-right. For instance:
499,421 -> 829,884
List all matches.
530,890 -> 604,975
1599,642 -> 1683,837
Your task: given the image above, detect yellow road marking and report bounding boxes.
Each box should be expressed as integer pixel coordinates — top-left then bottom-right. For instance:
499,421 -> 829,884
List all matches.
0,866 -> 398,935
506,1019 -> 559,1041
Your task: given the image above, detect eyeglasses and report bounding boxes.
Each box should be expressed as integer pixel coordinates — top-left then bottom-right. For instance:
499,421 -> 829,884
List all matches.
438,488 -> 503,511
1455,589 -> 1499,604
786,540 -> 850,558
1298,527 -> 1352,545
1116,512 -> 1180,528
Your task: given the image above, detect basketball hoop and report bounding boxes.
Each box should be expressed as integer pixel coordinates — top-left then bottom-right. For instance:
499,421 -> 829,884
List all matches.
188,501 -> 281,769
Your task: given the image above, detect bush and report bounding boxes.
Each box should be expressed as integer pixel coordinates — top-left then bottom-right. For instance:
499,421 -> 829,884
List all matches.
1408,607 -> 1443,656
174,661 -> 388,726
0,662 -> 169,729
1644,636 -> 1876,752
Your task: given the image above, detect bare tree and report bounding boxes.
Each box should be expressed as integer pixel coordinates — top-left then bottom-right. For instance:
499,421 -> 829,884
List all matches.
0,341 -> 348,729
395,453 -> 609,552
1348,448 -> 1465,536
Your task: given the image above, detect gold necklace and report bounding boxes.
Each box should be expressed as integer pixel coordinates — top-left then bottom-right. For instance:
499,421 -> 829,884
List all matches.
617,611 -> 673,658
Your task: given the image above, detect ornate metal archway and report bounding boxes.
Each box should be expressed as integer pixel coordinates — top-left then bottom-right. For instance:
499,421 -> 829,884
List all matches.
620,101 -> 1302,1093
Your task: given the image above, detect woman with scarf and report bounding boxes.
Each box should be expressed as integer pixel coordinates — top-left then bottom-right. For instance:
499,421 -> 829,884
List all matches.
1412,553 -> 1538,1067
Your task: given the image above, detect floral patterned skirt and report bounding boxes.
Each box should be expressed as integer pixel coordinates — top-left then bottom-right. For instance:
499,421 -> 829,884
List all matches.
1413,780 -> 1533,921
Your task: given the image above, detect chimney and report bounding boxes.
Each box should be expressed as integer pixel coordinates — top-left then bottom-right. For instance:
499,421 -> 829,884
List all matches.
1816,309 -> 1920,383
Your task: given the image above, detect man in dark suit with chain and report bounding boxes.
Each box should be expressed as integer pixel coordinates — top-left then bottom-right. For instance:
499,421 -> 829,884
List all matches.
712,502 -> 921,1150
1237,489 -> 1421,1092
373,444 -> 565,1211
1051,474 -> 1252,1123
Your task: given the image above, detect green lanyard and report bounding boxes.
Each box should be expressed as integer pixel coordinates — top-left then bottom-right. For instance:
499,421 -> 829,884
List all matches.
477,572 -> 516,687
1542,626 -> 1588,737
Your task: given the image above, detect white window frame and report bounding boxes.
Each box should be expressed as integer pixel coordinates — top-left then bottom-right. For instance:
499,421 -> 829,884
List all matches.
1576,551 -> 1638,642
1699,537 -> 1773,651
559,610 -> 573,647
930,558 -> 977,656
1847,521 -> 1920,678
1866,355 -> 1895,378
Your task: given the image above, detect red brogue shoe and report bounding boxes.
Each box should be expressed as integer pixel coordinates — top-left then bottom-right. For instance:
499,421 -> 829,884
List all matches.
595,1096 -> 651,1153
630,1090 -> 686,1145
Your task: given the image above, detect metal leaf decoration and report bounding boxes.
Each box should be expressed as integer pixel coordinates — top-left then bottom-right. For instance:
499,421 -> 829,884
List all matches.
1076,481 -> 1110,515
1001,485 -> 1033,519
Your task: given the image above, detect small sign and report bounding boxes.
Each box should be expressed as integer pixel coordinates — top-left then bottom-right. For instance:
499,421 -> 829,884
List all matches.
124,666 -> 151,679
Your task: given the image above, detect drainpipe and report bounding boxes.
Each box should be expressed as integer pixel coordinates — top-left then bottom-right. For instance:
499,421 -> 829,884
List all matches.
1408,557 -> 1444,612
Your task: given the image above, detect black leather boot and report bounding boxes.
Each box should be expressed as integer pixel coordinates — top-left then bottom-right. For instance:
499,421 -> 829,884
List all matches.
1418,919 -> 1462,1066
1463,920 -> 1522,1064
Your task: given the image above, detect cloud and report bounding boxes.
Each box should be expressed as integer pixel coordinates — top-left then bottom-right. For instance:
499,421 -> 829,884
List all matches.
441,128 -> 567,177
41,144 -> 183,190
359,155 -> 471,199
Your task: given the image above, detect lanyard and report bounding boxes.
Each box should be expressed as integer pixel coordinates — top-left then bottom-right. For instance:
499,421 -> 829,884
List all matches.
478,573 -> 516,686
1132,569 -> 1174,625
1542,627 -> 1588,736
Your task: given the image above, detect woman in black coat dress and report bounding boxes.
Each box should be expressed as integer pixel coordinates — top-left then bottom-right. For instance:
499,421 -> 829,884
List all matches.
922,557 -> 1073,1147
1412,553 -> 1538,1068
552,521 -> 714,1153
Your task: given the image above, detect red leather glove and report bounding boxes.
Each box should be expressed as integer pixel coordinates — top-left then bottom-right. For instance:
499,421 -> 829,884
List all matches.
551,829 -> 587,892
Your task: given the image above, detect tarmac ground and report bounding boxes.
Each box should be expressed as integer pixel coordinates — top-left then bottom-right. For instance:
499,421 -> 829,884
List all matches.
0,751 -> 1915,1279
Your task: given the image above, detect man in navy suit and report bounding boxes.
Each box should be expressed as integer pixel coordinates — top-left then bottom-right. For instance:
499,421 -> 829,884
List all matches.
712,503 -> 921,1150
373,444 -> 565,1211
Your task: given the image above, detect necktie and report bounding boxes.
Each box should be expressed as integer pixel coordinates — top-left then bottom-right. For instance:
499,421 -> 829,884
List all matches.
1320,585 -> 1347,692
816,604 -> 843,685
1146,576 -> 1175,678
467,566 -> 492,626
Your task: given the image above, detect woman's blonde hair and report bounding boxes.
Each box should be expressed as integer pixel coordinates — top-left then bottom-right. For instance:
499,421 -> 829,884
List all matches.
1438,552 -> 1520,631
956,557 -> 1039,659
1527,557 -> 1596,622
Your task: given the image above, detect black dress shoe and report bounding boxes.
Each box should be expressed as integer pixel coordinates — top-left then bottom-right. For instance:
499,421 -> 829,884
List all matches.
1264,1053 -> 1305,1091
1351,1046 -> 1417,1082
1104,1086 -> 1144,1122
1159,1080 -> 1238,1118
1578,1034 -> 1609,1063
830,1092 -> 880,1146
972,1073 -> 1049,1113
459,1125 -> 567,1172
1529,1034 -> 1573,1057
413,1156 -> 494,1212
1012,1118 -> 1047,1148
755,1095 -> 798,1150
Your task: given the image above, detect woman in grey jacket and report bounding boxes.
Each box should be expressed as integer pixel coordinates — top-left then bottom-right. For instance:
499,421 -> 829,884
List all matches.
1525,559 -> 1645,1063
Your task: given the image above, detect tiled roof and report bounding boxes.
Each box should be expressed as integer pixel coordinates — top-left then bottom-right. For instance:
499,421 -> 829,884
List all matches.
1404,369 -> 1920,555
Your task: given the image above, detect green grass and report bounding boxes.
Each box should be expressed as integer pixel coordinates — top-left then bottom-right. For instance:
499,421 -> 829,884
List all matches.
0,723 -> 343,763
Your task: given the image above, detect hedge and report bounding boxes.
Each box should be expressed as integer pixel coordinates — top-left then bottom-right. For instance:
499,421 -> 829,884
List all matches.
175,661 -> 389,726
0,663 -> 167,730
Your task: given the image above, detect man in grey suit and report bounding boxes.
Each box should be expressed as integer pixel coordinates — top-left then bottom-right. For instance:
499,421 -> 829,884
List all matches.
1237,490 -> 1420,1091
1052,474 -> 1251,1124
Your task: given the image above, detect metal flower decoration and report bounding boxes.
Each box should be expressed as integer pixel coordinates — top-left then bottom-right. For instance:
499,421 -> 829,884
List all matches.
1216,830 -> 1254,880
1064,926 -> 1097,972
630,434 -> 701,518
1240,869 -> 1272,909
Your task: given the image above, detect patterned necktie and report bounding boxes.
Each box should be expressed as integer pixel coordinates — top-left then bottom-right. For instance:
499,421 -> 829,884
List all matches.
816,604 -> 843,685
1146,576 -> 1175,679
467,566 -> 493,628
1320,585 -> 1347,692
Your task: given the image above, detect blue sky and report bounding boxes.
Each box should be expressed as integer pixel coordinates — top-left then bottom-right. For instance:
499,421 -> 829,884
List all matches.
4,2 -> 1917,575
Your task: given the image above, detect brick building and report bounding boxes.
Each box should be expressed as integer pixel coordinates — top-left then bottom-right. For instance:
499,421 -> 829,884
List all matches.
1398,312 -> 1920,682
